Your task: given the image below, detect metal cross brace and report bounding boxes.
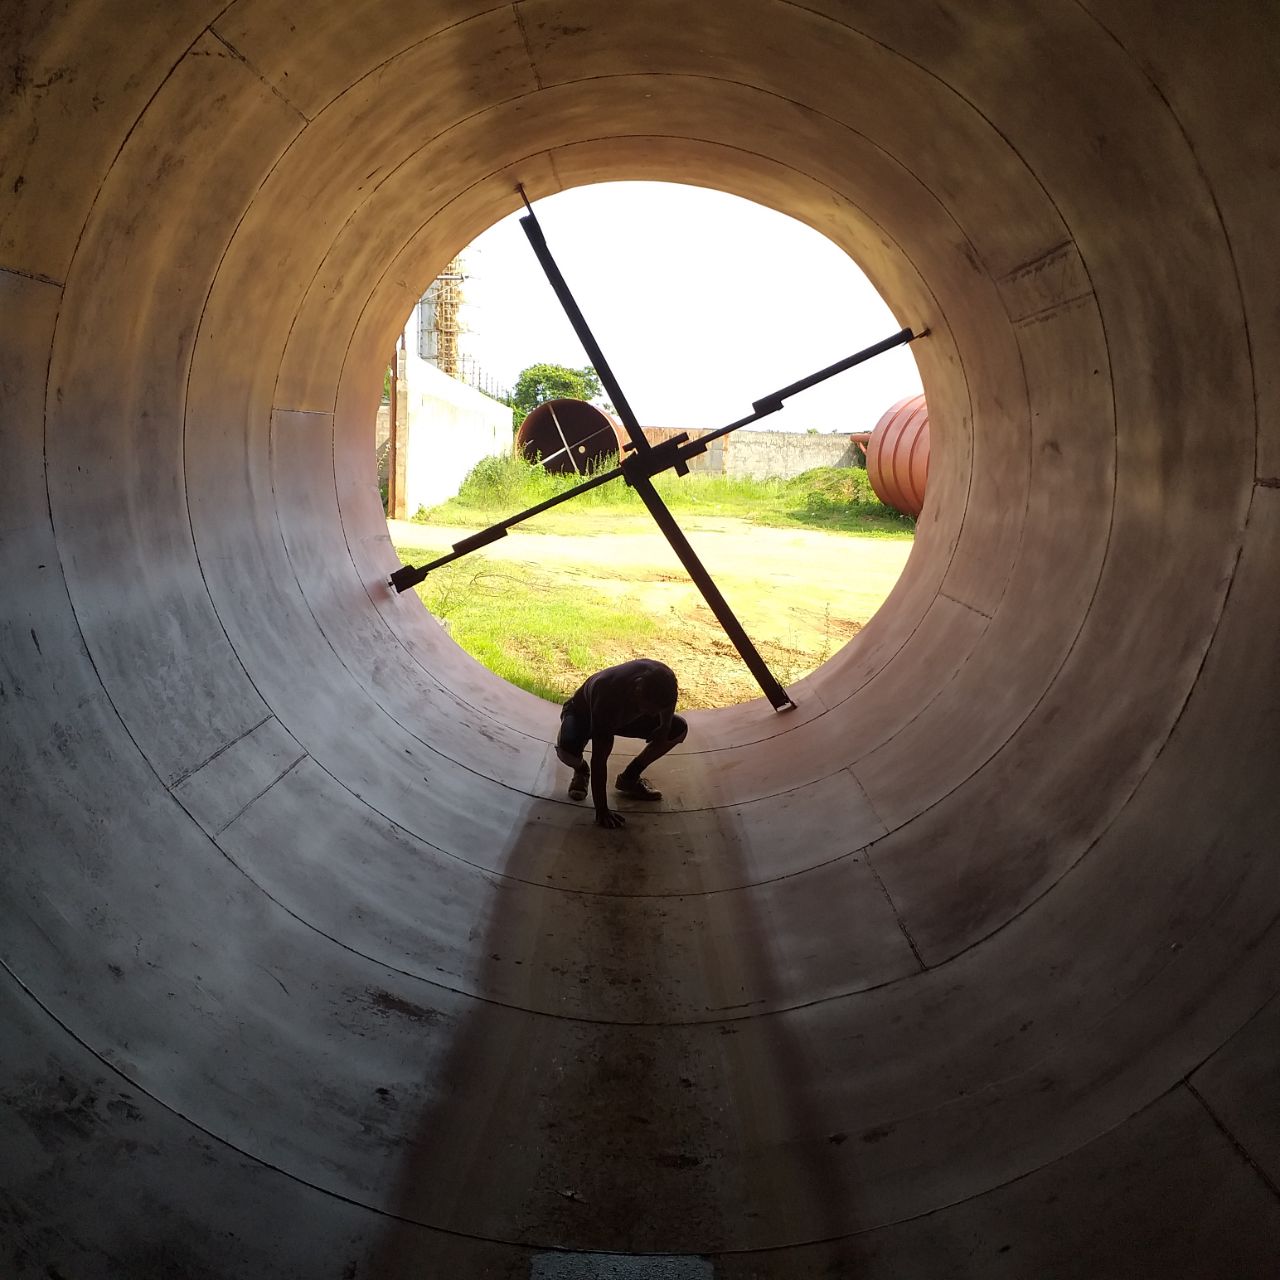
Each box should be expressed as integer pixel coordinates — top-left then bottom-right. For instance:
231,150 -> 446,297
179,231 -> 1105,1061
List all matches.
388,327 -> 922,581
390,185 -> 928,710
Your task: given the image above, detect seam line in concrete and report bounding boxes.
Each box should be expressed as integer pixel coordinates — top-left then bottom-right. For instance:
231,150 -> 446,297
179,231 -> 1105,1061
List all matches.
168,713 -> 276,788
208,26 -> 310,122
1185,1081 -> 1280,1203
938,589 -> 992,620
865,855 -> 927,972
1,264 -> 64,288
998,240 -> 1073,283
845,763 -> 888,834
1011,290 -> 1096,327
1258,477 -> 1280,489
532,1255 -> 713,1278
512,2 -> 544,91
1184,989 -> 1280,1083
272,406 -> 335,417
214,751 -> 309,835
547,148 -> 567,194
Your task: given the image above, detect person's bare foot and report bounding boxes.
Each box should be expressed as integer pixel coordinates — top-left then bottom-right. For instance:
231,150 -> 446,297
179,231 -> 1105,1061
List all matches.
615,773 -> 662,801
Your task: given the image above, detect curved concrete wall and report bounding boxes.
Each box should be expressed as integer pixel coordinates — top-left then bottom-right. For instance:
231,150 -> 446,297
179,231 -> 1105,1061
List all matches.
3,4 -> 1278,1275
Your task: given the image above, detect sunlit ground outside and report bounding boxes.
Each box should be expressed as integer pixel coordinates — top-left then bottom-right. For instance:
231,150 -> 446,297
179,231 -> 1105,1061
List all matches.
392,458 -> 913,709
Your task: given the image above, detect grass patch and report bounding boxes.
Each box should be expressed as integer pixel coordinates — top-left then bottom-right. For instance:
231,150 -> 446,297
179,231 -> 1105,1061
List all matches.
394,455 -> 914,707
414,454 -> 915,539
397,542 -> 662,704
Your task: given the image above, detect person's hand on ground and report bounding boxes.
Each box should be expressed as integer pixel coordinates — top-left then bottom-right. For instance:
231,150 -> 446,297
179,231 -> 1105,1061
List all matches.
595,808 -> 626,829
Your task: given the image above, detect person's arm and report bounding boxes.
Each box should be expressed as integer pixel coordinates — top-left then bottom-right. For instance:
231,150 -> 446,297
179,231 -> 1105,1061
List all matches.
585,669 -> 638,828
589,729 -> 623,827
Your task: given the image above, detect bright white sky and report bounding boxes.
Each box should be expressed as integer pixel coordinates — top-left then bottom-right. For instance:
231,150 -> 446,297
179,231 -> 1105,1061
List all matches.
455,182 -> 922,435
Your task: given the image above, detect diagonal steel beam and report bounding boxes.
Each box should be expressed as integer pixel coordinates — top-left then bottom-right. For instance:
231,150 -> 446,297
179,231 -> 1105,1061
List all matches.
517,187 -> 795,710
516,188 -> 649,456
628,471 -> 795,709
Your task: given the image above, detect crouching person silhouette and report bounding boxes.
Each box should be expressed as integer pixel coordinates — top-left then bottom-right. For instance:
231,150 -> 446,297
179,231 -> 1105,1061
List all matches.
555,658 -> 687,828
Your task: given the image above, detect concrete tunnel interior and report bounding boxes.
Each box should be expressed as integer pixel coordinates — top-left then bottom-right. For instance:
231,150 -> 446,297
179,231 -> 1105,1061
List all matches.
3,3 -> 1280,1277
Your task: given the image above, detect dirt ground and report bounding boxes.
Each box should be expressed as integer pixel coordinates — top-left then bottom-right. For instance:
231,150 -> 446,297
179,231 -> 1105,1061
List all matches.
387,516 -> 913,707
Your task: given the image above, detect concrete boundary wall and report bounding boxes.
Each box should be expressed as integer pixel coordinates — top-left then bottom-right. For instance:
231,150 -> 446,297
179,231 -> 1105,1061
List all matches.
640,426 -> 861,479
722,429 -> 859,478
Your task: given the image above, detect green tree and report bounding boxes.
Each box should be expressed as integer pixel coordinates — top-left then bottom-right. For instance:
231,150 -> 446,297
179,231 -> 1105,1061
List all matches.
508,362 -> 603,427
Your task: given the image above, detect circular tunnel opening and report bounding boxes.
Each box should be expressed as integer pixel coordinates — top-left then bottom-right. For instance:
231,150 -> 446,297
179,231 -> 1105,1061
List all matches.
379,181 -> 925,711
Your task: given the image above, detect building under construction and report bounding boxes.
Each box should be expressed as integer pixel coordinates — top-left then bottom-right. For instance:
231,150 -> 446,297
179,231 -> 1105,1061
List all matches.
417,255 -> 464,375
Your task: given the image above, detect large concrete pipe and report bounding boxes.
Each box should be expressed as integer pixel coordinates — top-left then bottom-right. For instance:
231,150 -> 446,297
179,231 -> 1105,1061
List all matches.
3,4 -> 1279,1277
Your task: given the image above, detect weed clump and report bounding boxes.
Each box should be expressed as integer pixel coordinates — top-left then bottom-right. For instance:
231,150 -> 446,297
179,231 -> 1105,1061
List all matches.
785,466 -> 914,531
416,454 -> 914,536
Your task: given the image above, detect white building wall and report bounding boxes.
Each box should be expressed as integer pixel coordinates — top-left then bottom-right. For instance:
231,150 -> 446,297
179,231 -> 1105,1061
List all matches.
401,309 -> 511,514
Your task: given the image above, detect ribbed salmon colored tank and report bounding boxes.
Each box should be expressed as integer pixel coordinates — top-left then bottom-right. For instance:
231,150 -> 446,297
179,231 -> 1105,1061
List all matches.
866,392 -> 930,517
2,3 -> 1279,1277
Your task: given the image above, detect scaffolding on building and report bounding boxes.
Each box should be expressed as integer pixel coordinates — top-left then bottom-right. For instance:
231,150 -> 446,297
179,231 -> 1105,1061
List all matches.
431,257 -> 464,376
416,257 -> 510,404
